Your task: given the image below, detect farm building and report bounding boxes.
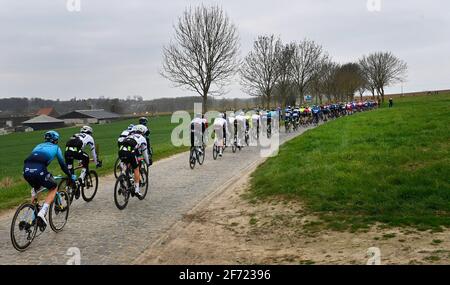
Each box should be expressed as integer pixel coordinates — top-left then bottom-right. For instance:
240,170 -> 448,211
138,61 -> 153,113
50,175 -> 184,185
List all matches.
58,109 -> 121,125
22,115 -> 65,130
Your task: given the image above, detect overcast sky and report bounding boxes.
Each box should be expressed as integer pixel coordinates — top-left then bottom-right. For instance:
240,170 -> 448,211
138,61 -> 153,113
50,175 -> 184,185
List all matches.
0,0 -> 449,100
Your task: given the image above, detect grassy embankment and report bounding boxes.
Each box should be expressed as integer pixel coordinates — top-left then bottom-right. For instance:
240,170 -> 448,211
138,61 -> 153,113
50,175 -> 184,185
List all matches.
250,93 -> 450,231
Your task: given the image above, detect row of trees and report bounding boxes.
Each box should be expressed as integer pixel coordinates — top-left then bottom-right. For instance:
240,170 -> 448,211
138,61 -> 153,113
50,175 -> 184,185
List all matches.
162,5 -> 408,111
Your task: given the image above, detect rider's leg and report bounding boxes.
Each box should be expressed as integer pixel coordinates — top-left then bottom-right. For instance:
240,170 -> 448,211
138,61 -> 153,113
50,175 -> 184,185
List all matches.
37,173 -> 58,225
78,151 -> 89,182
131,155 -> 141,195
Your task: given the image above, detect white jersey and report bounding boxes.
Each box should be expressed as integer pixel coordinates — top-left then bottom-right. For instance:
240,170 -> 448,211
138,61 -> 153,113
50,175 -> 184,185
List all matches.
235,115 -> 246,128
191,117 -> 204,134
252,114 -> 260,123
127,133 -> 149,164
73,133 -> 97,163
118,130 -> 130,143
213,117 -> 227,128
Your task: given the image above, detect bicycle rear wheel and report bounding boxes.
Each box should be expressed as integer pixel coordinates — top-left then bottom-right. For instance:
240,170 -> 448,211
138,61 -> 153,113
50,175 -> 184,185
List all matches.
189,148 -> 196,169
212,145 -> 218,160
198,146 -> 205,165
10,203 -> 38,251
49,190 -> 70,232
114,157 -> 121,179
114,175 -> 130,210
138,167 -> 149,200
82,170 -> 98,202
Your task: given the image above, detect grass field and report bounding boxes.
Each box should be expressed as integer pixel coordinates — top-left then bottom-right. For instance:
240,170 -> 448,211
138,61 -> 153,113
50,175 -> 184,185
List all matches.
0,115 -> 188,210
250,93 -> 450,231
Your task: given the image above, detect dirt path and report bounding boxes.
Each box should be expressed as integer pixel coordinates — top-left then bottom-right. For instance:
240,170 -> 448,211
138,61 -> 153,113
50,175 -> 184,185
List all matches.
135,149 -> 450,265
0,127 -> 306,264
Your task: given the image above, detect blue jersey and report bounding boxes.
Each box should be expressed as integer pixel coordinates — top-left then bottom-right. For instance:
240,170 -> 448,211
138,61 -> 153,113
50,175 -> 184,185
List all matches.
25,142 -> 70,176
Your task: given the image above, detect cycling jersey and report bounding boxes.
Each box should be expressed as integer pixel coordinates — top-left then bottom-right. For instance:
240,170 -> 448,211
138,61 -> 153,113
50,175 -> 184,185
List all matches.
66,133 -> 98,164
118,130 -> 131,145
23,142 -> 71,190
119,133 -> 149,168
25,142 -> 70,173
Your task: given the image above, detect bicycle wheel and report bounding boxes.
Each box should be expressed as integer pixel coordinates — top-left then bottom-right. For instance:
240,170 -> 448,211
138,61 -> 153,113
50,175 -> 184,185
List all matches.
82,170 -> 98,202
10,203 -> 38,251
189,148 -> 196,169
212,145 -> 218,160
198,146 -> 205,165
114,175 -> 130,210
58,178 -> 75,205
49,190 -> 70,232
114,157 -> 121,179
138,167 -> 149,200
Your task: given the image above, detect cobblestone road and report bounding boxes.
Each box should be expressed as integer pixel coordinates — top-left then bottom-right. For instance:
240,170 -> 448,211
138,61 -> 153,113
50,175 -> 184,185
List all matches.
0,127 -> 311,264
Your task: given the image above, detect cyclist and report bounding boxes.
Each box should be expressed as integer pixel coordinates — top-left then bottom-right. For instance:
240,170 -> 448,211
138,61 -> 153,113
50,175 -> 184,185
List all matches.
213,113 -> 227,156
312,105 -> 321,124
284,106 -> 292,131
23,131 -> 76,227
190,113 -> 206,153
64,126 -> 101,200
117,124 -> 134,148
118,124 -> 150,198
138,117 -> 153,166
235,111 -> 247,147
251,111 -> 261,139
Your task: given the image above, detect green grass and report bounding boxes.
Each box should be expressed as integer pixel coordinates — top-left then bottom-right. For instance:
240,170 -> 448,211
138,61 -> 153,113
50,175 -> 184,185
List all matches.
250,93 -> 450,230
0,115 -> 188,210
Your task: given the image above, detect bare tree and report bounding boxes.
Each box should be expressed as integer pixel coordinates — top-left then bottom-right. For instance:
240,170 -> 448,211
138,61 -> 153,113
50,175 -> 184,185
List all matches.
291,40 -> 324,104
276,43 -> 295,106
359,52 -> 407,103
161,5 -> 240,113
319,61 -> 339,103
334,63 -> 364,102
240,35 -> 282,109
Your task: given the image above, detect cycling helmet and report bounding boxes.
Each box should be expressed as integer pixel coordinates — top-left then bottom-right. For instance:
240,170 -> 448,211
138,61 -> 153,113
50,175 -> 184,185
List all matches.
127,124 -> 135,131
80,125 -> 93,135
132,124 -> 147,135
139,117 -> 148,126
219,113 -> 225,119
44,130 -> 60,144
194,113 -> 202,119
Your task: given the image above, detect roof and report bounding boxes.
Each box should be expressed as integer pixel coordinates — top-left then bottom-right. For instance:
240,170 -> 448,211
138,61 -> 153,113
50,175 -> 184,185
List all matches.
59,109 -> 120,120
37,107 -> 58,116
23,115 -> 65,124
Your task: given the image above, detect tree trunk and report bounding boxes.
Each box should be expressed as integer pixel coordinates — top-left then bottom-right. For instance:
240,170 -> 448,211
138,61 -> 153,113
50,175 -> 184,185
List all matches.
202,93 -> 208,114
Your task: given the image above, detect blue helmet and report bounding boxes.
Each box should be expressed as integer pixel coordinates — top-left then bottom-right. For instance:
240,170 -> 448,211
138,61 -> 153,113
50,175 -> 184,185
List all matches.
44,130 -> 60,144
127,124 -> 135,131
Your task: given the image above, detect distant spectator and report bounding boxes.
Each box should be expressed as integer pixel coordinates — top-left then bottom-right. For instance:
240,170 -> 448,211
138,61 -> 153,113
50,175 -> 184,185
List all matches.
389,98 -> 393,108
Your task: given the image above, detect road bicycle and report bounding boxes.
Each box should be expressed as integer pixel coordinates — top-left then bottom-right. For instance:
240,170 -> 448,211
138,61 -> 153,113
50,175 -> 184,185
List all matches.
58,160 -> 100,204
114,157 -> 149,210
10,176 -> 70,251
189,143 -> 205,169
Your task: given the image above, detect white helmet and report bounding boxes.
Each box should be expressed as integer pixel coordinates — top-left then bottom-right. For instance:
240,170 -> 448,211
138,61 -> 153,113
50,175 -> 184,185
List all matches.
219,113 -> 224,119
80,126 -> 93,135
132,124 -> 147,135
